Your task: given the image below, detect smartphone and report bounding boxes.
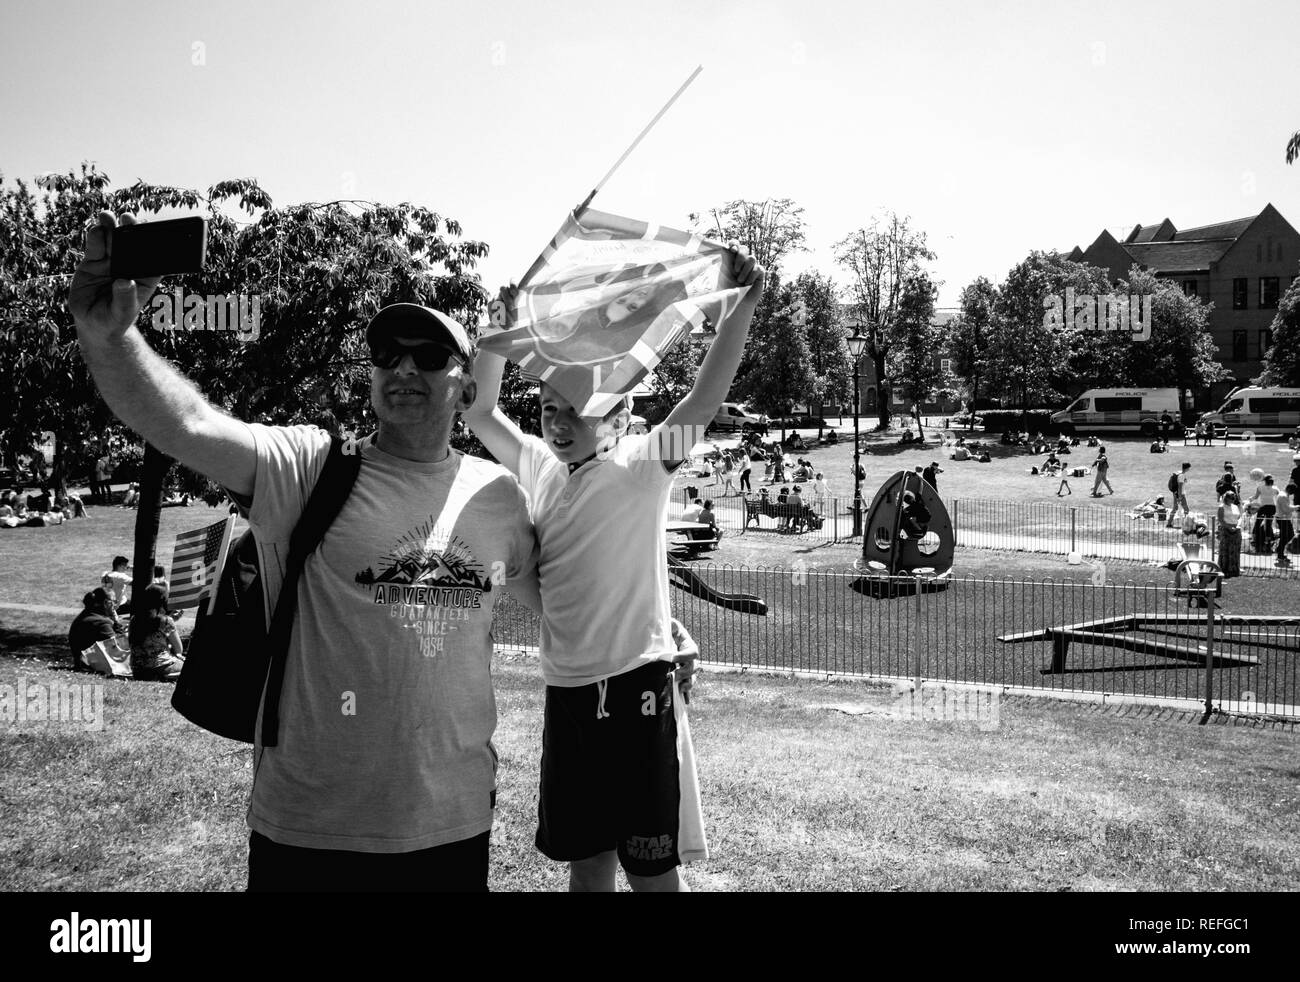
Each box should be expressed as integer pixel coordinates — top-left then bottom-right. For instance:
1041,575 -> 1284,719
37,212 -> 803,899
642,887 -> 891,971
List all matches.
109,217 -> 208,280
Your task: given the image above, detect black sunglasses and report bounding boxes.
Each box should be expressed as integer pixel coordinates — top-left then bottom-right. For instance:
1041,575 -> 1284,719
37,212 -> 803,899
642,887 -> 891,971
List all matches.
369,343 -> 463,372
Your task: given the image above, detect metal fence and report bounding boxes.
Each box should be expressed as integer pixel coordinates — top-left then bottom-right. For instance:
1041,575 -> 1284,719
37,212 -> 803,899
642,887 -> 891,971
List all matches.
675,488 -> 1300,578
492,564 -> 1300,721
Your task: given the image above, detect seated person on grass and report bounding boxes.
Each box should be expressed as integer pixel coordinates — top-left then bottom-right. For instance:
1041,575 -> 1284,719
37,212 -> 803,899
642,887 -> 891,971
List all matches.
68,588 -> 126,671
127,583 -> 185,682
464,245 -> 763,893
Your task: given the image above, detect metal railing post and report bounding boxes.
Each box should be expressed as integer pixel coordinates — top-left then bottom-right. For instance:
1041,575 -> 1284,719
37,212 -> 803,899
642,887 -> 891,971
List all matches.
1201,587 -> 1216,724
1070,507 -> 1076,553
912,571 -> 924,693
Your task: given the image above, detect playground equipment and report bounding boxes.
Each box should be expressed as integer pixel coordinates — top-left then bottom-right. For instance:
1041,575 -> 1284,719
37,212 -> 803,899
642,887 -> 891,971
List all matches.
667,553 -> 767,615
857,470 -> 954,580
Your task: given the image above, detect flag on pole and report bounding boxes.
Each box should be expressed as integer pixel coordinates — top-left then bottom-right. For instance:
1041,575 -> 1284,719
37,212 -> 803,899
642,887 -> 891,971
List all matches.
479,207 -> 753,419
167,517 -> 232,610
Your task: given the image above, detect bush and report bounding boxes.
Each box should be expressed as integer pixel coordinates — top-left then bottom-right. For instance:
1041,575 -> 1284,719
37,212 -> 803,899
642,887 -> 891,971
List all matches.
977,410 -> 1062,435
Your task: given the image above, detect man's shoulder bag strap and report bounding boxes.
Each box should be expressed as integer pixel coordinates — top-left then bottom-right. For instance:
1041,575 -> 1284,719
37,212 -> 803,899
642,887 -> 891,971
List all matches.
260,434 -> 362,746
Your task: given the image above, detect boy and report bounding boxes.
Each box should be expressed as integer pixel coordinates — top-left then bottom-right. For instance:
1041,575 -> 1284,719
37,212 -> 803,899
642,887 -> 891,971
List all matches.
465,247 -> 762,892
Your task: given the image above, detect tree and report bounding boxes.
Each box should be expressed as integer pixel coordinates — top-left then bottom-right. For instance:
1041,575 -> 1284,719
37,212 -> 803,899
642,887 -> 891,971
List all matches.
1288,130 -> 1299,165
732,284 -> 815,425
1256,275 -> 1300,386
834,212 -> 936,428
3,164 -> 492,604
945,276 -> 996,427
691,198 -> 807,277
890,271 -> 945,437
1118,266 -> 1230,409
789,271 -> 850,432
644,332 -> 707,421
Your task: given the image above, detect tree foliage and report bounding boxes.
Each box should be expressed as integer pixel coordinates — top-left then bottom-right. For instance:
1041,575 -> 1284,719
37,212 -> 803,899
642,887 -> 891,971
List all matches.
890,271 -> 945,435
691,198 -> 807,276
945,275 -> 996,422
732,283 -> 815,420
789,270 -> 850,420
1117,266 -> 1230,401
1256,274 -> 1300,386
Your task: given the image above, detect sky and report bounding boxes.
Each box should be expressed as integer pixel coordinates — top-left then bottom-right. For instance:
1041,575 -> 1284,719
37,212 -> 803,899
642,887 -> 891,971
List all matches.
3,0 -> 1298,310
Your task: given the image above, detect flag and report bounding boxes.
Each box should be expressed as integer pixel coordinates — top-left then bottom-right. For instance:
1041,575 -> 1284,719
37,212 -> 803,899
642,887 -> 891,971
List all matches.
167,517 -> 231,610
478,207 -> 753,418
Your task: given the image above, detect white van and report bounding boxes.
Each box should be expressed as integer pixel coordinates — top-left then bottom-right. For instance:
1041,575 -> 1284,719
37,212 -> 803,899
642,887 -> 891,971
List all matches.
1050,388 -> 1181,436
1199,387 -> 1300,437
710,402 -> 769,434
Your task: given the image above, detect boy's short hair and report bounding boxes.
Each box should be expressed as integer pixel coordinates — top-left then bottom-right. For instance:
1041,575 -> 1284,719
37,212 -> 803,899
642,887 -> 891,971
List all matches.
112,555 -> 129,570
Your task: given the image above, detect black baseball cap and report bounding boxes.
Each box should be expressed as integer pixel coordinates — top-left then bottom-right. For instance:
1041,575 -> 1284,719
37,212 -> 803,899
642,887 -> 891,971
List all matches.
365,304 -> 474,363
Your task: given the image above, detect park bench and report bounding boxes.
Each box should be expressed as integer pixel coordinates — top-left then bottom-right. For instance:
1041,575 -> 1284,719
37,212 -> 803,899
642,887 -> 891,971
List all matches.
667,520 -> 718,555
743,495 -> 823,533
1183,424 -> 1228,446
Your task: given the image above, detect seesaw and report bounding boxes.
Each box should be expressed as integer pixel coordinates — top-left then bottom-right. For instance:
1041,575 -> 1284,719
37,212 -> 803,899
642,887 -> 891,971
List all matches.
997,613 -> 1297,674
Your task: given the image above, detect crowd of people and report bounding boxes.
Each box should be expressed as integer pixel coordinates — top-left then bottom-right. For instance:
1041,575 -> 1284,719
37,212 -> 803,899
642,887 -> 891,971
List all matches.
69,555 -> 187,679
1212,461 -> 1299,574
0,486 -> 88,527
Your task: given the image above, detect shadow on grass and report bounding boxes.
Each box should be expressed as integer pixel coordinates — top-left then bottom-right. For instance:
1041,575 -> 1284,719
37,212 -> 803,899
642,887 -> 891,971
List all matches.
0,625 -> 66,663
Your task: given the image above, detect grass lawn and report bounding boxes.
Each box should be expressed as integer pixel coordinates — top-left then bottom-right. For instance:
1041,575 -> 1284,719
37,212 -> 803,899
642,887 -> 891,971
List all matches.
2,609 -> 1297,892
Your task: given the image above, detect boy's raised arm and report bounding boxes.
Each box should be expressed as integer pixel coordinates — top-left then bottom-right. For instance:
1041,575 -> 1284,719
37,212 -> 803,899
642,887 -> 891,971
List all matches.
463,292 -> 529,476
656,245 -> 764,469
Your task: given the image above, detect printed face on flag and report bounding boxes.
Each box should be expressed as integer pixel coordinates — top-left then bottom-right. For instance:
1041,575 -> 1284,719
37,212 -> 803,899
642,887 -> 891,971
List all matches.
480,208 -> 752,419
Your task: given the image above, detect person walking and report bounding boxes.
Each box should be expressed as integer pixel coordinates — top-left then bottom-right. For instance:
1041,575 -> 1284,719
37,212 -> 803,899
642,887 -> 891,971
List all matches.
1091,447 -> 1113,496
1275,483 -> 1296,567
922,461 -> 942,494
1159,410 -> 1175,448
1166,462 -> 1192,529
1217,491 -> 1243,577
1249,474 -> 1280,554
738,451 -> 752,493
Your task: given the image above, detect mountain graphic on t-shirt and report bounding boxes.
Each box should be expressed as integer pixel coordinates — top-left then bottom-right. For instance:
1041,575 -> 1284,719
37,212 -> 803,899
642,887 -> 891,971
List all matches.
355,520 -> 491,592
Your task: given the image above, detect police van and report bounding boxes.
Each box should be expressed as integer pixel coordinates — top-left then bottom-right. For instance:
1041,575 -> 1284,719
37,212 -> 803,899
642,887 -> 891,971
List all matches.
1050,388 -> 1181,436
1198,387 -> 1300,437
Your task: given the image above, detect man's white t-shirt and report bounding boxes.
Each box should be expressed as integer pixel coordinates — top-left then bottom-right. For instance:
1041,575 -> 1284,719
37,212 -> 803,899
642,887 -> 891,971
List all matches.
101,570 -> 130,606
516,433 -> 677,687
243,425 -> 539,852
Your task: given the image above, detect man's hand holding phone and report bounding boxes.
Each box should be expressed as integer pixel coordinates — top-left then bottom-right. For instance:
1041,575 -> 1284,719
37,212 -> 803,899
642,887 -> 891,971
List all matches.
68,212 -> 163,343
68,212 -> 206,343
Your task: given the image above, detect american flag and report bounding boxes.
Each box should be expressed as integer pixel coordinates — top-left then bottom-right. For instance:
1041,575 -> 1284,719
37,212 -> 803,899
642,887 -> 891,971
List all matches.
167,517 -> 232,610
479,207 -> 753,419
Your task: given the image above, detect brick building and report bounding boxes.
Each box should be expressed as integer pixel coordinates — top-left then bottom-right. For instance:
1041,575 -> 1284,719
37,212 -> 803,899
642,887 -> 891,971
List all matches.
1064,203 -> 1300,407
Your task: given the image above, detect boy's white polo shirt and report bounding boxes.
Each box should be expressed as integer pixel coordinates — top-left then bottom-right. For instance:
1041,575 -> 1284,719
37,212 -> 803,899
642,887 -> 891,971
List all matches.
517,432 -> 677,687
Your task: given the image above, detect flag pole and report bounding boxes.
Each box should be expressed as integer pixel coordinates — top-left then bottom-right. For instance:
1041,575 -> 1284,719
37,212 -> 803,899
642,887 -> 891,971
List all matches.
204,515 -> 236,616
514,65 -> 703,292
575,64 -> 703,218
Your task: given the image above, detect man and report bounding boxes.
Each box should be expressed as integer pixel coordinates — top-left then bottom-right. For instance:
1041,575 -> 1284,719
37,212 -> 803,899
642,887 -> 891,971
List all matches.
1160,410 -> 1175,447
68,587 -> 126,671
922,461 -> 942,493
1166,461 -> 1192,529
101,555 -> 131,620
69,211 -> 541,892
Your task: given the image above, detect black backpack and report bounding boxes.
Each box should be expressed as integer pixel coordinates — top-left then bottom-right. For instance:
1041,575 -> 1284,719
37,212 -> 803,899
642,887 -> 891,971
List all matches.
1167,472 -> 1179,493
172,436 -> 361,745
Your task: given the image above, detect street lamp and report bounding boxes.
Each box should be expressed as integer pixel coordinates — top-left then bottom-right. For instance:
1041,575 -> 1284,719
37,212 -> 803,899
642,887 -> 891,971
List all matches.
847,333 -> 868,537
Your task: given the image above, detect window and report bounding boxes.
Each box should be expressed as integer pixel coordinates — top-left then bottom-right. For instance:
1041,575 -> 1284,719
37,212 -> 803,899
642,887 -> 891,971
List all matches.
1260,277 -> 1280,309
1066,399 -> 1090,413
1233,278 -> 1248,310
1094,397 -> 1141,412
1260,329 -> 1273,360
1250,397 -> 1300,413
1182,279 -> 1198,297
1220,398 -> 1245,414
1232,331 -> 1248,361
940,358 -> 952,373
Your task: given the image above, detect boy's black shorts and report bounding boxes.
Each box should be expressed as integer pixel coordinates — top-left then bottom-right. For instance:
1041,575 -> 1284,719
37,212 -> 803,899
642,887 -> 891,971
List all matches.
535,660 -> 692,878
